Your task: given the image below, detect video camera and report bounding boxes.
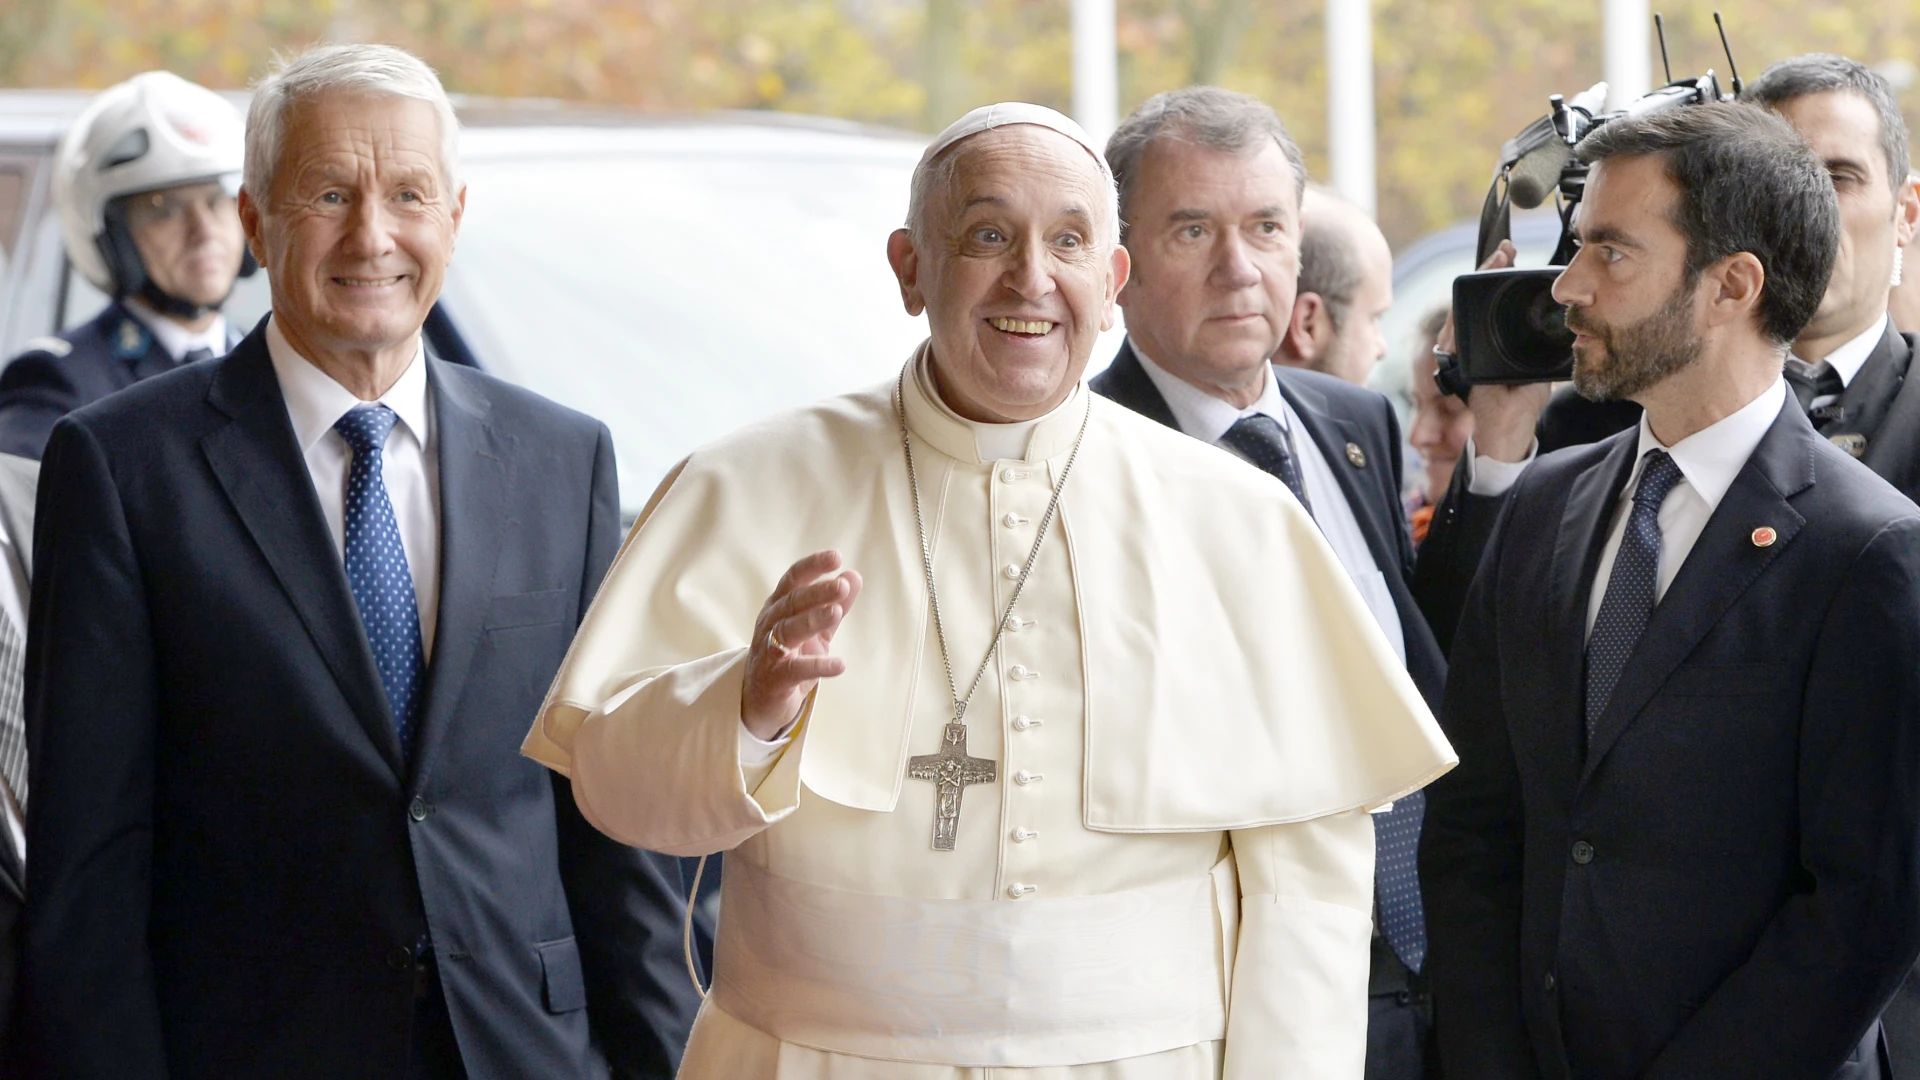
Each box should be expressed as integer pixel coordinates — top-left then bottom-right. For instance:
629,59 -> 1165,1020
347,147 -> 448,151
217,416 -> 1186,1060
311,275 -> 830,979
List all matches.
1435,14 -> 1743,397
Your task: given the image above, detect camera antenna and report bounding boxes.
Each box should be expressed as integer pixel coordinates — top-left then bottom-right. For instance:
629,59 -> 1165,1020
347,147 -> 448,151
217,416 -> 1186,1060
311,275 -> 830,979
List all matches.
1654,13 -> 1674,84
1714,12 -> 1743,94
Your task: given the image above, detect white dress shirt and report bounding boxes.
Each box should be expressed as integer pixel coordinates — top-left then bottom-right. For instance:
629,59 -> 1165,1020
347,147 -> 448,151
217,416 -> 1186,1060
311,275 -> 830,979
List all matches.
1584,378 -> 1787,637
265,318 -> 441,656
1796,313 -> 1887,388
123,298 -> 230,362
0,515 -> 26,864
1133,348 -> 1408,666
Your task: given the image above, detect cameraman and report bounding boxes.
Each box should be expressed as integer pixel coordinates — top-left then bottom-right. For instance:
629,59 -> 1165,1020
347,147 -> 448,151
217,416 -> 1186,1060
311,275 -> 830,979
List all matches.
1415,53 -> 1920,653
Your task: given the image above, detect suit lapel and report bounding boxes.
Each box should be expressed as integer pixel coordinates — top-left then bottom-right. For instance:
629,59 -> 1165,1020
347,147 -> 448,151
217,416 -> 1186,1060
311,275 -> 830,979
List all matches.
1273,371 -> 1400,572
200,332 -> 404,778
1581,400 -> 1813,783
1539,432 -> 1637,787
1092,341 -> 1182,430
406,365 -> 508,783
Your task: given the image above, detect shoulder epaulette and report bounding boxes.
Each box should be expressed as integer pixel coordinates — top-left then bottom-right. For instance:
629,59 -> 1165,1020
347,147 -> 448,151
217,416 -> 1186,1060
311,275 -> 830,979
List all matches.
18,336 -> 73,359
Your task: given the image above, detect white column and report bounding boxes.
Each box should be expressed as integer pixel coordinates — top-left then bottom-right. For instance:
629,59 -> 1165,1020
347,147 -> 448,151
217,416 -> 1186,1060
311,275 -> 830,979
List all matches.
1326,0 -> 1376,217
1072,0 -> 1118,146
1604,0 -> 1652,109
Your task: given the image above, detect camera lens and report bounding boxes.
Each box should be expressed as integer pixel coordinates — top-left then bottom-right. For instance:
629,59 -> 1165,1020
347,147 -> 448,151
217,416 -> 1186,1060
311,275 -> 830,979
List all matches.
1490,275 -> 1575,376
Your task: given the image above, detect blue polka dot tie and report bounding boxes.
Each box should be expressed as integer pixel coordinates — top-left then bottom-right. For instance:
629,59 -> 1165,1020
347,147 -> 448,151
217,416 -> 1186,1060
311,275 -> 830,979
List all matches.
1585,449 -> 1684,741
1220,414 -> 1313,515
334,405 -> 425,759
1376,788 -> 1427,972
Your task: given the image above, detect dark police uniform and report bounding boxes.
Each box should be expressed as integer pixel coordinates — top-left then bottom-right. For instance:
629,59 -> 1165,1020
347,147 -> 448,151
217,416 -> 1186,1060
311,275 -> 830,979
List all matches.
0,300 -> 237,461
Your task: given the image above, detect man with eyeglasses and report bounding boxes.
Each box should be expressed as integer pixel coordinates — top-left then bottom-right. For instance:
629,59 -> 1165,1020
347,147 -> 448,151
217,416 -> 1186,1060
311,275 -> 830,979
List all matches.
0,71 -> 252,460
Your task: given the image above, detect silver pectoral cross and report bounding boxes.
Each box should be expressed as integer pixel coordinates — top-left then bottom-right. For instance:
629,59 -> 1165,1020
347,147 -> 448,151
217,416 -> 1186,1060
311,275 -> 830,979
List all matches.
906,720 -> 998,851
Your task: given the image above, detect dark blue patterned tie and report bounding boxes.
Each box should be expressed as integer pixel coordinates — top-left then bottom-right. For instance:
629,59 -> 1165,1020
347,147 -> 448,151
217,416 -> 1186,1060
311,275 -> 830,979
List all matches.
334,406 -> 425,758
1220,414 -> 1312,514
1585,449 -> 1684,740
1376,788 -> 1427,972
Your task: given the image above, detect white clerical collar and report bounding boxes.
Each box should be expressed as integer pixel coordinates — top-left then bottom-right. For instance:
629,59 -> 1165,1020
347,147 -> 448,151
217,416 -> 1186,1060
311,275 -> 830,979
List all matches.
904,341 -> 1084,464
1628,376 -> 1786,512
265,316 -> 431,455
1793,313 -> 1887,388
1130,341 -> 1294,443
123,297 -> 229,363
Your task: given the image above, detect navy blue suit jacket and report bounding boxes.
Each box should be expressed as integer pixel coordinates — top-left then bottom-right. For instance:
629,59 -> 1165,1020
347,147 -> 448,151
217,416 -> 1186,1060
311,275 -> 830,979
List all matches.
19,323 -> 699,1078
1422,399 -> 1920,1079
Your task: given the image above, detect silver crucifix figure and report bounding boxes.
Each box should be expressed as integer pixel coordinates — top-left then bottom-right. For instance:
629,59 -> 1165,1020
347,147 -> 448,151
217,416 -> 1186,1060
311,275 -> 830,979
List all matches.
907,721 -> 998,851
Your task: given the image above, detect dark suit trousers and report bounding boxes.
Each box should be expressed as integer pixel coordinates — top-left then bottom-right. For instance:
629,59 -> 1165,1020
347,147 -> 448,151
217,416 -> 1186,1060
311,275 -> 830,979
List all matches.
410,959 -> 468,1080
1366,935 -> 1436,1080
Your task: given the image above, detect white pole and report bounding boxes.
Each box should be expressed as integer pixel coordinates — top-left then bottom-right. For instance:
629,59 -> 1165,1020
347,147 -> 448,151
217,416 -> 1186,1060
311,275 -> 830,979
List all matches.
1604,0 -> 1651,109
1072,0 -> 1118,146
1326,0 -> 1376,218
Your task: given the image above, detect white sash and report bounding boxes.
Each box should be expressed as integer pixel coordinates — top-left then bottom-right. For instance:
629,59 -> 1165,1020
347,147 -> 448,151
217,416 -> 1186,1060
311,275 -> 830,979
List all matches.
709,855 -> 1238,1068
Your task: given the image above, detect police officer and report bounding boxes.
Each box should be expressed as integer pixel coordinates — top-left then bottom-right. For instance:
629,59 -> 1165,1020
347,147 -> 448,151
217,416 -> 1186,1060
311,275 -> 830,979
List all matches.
0,71 -> 252,460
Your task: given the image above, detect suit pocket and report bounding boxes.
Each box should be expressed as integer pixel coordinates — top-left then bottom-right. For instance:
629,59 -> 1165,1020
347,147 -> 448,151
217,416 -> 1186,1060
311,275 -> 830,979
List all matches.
536,936 -> 587,1013
1661,662 -> 1790,698
485,589 -> 573,631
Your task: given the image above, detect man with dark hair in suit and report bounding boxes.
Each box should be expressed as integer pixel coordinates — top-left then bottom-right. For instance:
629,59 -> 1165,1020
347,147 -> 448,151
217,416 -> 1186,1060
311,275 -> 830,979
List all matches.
1091,85 -> 1447,1080
1423,101 -> 1920,1079
20,44 -> 697,1080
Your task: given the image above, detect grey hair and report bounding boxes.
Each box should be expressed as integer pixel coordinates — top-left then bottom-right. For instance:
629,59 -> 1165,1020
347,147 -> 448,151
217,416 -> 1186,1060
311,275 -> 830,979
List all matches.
1105,86 -> 1307,240
1744,54 -> 1910,196
906,127 -> 1121,249
1299,185 -> 1364,329
245,43 -> 460,199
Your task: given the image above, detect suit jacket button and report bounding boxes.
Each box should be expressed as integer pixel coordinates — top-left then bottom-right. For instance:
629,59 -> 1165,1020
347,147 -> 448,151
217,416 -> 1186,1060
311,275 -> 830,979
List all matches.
386,946 -> 414,972
409,797 -> 429,822
1571,840 -> 1595,865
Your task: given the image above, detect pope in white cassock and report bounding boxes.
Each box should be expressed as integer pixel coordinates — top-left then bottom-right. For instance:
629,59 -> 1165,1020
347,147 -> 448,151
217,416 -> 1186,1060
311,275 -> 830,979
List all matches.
522,102 -> 1456,1078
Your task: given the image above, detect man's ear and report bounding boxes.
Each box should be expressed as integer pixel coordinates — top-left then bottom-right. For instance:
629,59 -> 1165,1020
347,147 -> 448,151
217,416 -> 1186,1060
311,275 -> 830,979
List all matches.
1707,251 -> 1766,330
1897,174 -> 1920,248
886,229 -> 924,317
1101,244 -> 1131,331
1283,292 -> 1327,361
237,187 -> 265,267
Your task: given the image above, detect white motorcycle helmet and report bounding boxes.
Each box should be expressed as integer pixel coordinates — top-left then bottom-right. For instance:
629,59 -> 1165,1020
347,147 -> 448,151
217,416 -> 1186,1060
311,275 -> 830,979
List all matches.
52,71 -> 252,315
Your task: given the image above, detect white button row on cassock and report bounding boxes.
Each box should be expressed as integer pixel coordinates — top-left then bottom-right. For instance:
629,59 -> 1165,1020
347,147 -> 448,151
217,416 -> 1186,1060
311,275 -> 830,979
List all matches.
1008,883 -> 1039,898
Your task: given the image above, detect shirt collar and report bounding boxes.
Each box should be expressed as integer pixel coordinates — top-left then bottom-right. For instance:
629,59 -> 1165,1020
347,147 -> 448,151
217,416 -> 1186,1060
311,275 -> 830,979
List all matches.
1629,377 -> 1786,512
265,316 -> 431,454
903,341 -> 1085,464
122,298 -> 229,363
1794,313 -> 1887,388
1131,340 -> 1293,442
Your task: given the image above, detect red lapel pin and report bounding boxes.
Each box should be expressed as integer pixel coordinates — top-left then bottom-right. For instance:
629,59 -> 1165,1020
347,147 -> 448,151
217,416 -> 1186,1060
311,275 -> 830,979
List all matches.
1751,526 -> 1777,548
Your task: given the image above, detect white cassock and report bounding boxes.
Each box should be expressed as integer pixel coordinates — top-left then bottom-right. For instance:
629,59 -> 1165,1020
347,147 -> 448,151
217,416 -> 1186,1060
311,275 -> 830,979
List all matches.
524,345 -> 1456,1079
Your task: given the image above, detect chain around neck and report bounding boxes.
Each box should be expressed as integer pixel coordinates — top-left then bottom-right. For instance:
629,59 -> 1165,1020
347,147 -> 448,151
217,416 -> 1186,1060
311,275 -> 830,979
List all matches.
896,368 -> 1091,726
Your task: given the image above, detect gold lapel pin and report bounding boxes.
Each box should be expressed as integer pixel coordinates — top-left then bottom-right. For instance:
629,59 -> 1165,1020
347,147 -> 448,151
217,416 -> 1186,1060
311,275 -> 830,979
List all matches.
1345,442 -> 1367,468
1751,526 -> 1777,548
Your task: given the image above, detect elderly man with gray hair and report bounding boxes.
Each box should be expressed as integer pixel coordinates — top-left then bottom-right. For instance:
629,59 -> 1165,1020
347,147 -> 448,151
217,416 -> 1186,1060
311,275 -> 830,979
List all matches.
21,44 -> 698,1079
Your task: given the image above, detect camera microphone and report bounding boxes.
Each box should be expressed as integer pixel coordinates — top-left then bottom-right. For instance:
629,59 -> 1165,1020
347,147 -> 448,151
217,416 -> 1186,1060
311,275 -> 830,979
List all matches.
1508,141 -> 1570,209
